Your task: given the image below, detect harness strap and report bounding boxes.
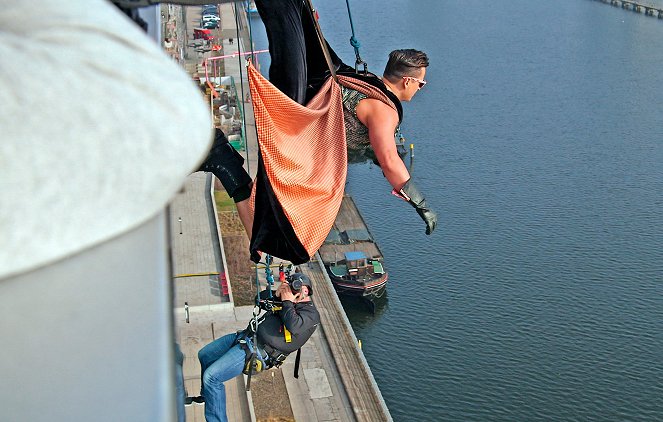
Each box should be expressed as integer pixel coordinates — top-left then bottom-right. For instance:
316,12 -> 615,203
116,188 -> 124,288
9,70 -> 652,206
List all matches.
283,325 -> 292,343
293,348 -> 302,379
239,329 -> 290,370
237,331 -> 268,390
261,342 -> 289,367
245,350 -> 257,391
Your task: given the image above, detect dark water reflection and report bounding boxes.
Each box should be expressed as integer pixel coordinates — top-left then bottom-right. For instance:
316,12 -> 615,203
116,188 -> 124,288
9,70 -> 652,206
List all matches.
339,292 -> 389,321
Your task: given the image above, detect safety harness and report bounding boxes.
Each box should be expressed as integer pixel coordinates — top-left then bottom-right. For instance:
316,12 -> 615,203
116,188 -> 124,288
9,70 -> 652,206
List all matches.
236,323 -> 291,376
243,257 -> 305,390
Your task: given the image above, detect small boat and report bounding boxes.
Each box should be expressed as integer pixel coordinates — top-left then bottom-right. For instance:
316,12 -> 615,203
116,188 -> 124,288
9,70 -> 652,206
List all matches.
245,1 -> 258,14
325,251 -> 388,298
318,195 -> 388,299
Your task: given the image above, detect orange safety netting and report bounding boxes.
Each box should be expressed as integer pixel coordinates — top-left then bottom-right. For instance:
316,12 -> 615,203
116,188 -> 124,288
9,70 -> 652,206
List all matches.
248,62 -> 347,259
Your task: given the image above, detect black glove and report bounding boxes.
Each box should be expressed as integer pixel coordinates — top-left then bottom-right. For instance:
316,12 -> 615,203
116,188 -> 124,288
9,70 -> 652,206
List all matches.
398,179 -> 437,235
198,129 -> 252,202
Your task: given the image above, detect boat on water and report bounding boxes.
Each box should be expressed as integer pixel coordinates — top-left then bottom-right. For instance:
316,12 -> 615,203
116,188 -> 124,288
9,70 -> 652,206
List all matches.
318,195 -> 388,299
325,250 -> 388,298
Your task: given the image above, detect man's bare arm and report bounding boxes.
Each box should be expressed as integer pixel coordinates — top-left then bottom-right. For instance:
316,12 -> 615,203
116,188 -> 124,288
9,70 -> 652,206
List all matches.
356,98 -> 409,190
356,98 -> 437,234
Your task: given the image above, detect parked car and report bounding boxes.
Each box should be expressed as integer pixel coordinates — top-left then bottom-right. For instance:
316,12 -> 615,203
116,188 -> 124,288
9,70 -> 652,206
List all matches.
202,20 -> 219,29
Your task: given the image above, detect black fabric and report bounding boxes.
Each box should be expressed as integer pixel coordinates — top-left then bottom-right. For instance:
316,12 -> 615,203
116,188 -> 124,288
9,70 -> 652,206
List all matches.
256,0 -> 343,106
300,1 -> 343,94
255,0 -> 308,104
298,0 -> 403,122
249,154 -> 309,264
293,347 -> 302,378
232,184 -> 252,203
198,129 -> 252,198
113,4 -> 148,32
296,3 -> 400,115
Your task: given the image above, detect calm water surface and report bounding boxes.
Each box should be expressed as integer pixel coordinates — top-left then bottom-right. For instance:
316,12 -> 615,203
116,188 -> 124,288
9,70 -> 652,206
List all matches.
253,1 -> 663,420
315,1 -> 663,421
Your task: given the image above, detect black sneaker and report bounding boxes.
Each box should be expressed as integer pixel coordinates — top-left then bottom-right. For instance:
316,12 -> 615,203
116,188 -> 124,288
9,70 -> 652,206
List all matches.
196,129 -> 252,199
184,396 -> 205,406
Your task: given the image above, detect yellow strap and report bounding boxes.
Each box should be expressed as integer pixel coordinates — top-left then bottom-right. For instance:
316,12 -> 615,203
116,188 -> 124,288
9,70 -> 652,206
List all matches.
283,326 -> 292,343
173,272 -> 219,278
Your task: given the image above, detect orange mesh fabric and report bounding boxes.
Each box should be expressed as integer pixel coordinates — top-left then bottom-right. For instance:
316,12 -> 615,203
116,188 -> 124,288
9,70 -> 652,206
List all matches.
248,63 -> 347,259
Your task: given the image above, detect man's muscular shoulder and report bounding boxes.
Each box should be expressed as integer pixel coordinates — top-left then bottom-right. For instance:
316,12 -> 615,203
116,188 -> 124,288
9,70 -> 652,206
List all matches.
355,98 -> 398,130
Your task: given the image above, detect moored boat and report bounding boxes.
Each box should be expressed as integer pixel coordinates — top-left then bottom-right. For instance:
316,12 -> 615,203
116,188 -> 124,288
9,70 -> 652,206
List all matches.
326,251 -> 388,298
318,195 -> 388,299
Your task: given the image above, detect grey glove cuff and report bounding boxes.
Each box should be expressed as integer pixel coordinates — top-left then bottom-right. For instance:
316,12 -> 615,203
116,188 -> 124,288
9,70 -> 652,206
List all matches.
398,179 -> 437,235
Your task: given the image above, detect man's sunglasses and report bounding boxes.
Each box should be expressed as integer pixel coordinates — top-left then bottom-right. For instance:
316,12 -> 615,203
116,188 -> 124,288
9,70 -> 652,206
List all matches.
403,76 -> 427,89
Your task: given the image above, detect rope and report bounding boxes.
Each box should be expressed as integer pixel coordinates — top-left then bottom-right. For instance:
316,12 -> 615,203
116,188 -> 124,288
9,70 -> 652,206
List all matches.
247,254 -> 274,391
264,254 -> 274,298
243,1 -> 257,64
344,0 -> 367,74
246,254 -> 262,391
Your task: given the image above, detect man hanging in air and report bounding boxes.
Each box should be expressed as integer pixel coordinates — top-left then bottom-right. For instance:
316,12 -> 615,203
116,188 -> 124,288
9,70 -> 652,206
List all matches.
199,0 -> 437,264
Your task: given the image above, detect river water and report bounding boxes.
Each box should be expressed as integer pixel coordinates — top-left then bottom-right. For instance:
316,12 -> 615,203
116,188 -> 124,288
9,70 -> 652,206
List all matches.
252,1 -> 663,420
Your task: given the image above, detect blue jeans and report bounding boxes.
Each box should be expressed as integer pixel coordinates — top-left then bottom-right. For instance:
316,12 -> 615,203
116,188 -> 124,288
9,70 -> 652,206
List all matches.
198,332 -> 246,422
174,343 -> 186,422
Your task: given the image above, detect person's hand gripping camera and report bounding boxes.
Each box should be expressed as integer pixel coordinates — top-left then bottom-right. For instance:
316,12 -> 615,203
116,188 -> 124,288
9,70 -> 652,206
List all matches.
276,272 -> 311,303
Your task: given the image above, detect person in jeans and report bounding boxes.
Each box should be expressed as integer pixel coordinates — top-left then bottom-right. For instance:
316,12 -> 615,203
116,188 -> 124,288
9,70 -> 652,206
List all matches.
195,273 -> 320,422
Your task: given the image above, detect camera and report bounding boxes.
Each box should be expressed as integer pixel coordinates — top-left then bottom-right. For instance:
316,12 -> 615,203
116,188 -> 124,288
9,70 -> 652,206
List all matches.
255,272 -> 313,312
278,264 -> 307,294
287,273 -> 312,296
